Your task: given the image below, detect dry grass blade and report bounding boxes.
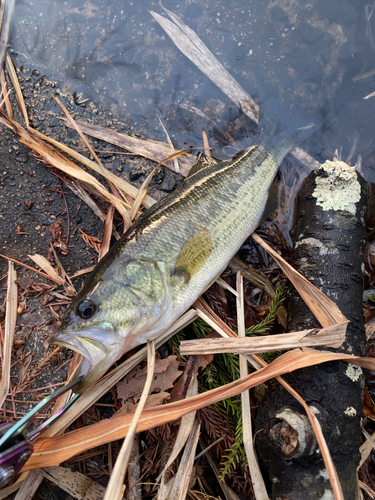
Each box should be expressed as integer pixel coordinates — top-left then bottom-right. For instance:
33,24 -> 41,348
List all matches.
279,380 -> 344,499
194,307 -> 263,370
0,111 -> 132,219
202,130 -> 210,157
64,119 -> 195,177
23,130 -> 129,220
54,95 -> 102,166
29,131 -> 130,219
359,480 -> 375,499
150,8 -> 258,123
34,349 -> 83,500
0,471 -> 29,500
129,169 -> 155,222
169,419 -> 200,500
0,253 -> 61,283
1,68 -> 12,119
216,277 -> 238,297
0,0 -> 15,70
359,428 -> 375,469
104,340 -> 155,500
0,262 -> 17,407
236,273 -> 268,500
199,439 -> 241,500
41,466 -> 106,500
28,254 -> 65,286
52,96 -> 130,228
64,179 -> 121,240
25,349 -> 84,498
6,54 -> 29,128
251,233 -> 347,327
180,322 -> 348,355
98,205 -> 114,261
69,266 -> 96,278
23,349 -> 375,472
158,374 -> 198,487
31,126 -> 156,210
158,114 -> 180,173
13,471 -> 41,500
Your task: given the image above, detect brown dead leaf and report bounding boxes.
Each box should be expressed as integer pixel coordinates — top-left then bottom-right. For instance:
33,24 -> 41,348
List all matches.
49,220 -> 68,255
18,352 -> 32,384
17,299 -> 27,314
170,347 -> 213,403
23,313 -> 45,327
114,391 -> 171,417
364,388 -> 375,422
40,293 -> 54,306
80,230 -> 101,254
17,276 -> 33,289
13,339 -> 24,349
116,356 -> 182,402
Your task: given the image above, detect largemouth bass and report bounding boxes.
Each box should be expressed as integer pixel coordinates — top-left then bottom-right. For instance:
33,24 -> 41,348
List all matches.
50,95 -> 320,392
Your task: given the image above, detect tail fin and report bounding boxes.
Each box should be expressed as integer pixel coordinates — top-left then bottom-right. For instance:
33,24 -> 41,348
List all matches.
257,88 -> 322,162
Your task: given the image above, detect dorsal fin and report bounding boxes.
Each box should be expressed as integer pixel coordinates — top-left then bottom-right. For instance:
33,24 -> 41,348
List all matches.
187,153 -> 219,178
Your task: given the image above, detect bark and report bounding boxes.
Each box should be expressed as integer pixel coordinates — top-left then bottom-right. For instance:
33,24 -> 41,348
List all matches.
255,164 -> 368,499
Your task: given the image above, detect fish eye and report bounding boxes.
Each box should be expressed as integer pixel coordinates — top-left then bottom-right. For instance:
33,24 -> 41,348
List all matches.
77,300 -> 96,319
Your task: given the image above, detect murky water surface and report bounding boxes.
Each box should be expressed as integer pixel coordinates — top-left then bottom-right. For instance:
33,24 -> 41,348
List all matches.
10,0 -> 375,166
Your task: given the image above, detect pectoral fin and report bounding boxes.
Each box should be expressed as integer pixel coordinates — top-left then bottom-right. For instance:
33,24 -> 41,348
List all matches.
173,231 -> 213,282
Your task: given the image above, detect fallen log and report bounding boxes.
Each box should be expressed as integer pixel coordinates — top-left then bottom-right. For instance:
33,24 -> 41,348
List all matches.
255,158 -> 367,499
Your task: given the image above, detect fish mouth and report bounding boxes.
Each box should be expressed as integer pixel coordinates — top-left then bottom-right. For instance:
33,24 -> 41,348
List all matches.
50,324 -> 118,393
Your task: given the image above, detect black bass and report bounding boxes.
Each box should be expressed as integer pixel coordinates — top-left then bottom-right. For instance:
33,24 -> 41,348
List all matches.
50,95 -> 320,392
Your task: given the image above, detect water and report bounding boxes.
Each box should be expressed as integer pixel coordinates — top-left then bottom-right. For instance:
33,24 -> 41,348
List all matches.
11,0 -> 372,164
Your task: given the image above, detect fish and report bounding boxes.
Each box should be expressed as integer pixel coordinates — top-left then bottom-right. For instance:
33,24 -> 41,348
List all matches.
50,93 -> 321,393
